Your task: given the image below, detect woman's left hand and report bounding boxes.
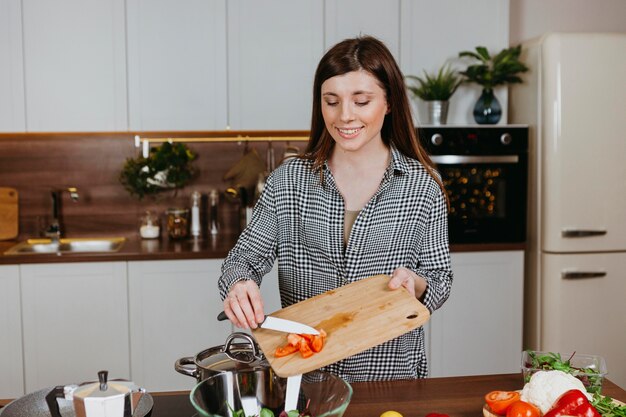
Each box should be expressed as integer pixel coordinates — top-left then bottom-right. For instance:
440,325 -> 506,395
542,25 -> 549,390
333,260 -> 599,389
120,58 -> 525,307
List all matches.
388,267 -> 427,299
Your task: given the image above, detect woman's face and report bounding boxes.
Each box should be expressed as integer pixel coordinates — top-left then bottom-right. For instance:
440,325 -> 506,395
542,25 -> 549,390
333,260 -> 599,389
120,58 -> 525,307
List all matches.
321,70 -> 389,153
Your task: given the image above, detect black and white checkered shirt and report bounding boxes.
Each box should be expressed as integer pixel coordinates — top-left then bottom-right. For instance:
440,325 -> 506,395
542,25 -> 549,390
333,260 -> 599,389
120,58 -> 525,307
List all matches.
219,146 -> 453,382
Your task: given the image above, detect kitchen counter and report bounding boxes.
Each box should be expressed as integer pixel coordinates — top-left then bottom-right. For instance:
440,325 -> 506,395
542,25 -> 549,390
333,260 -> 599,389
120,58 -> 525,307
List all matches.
0,234 -> 525,265
139,374 -> 626,417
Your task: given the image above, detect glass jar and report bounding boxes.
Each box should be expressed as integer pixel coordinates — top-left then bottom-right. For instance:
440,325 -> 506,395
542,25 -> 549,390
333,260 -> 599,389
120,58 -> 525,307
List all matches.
139,210 -> 160,239
166,208 -> 190,240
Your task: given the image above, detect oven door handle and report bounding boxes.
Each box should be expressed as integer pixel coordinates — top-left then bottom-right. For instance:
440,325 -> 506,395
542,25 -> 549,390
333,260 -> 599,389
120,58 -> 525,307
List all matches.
431,155 -> 519,164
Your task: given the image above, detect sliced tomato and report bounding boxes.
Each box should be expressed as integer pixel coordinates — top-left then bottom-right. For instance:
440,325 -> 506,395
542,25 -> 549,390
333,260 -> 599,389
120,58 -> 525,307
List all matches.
274,343 -> 298,358
298,338 -> 314,358
310,335 -> 324,352
485,391 -> 521,415
287,333 -> 303,346
505,401 -> 540,417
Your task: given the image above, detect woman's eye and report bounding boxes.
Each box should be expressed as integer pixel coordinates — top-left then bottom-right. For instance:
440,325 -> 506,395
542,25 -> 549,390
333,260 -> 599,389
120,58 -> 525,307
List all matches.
356,101 -> 370,106
325,102 -> 339,107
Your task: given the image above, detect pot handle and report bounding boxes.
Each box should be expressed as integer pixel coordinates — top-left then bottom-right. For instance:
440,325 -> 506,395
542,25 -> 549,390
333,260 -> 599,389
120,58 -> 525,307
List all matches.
45,386 -> 66,417
223,332 -> 262,364
174,356 -> 199,378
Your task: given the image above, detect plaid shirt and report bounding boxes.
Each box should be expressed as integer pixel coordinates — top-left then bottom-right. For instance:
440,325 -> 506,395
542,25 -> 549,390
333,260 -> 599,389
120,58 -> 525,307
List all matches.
219,146 -> 453,382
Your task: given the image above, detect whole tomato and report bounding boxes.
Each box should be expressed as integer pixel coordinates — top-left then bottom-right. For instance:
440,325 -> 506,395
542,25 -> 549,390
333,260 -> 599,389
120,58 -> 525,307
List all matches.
506,401 -> 541,417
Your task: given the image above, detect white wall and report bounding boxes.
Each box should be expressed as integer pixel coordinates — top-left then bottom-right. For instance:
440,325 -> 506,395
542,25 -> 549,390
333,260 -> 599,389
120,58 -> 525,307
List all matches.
509,0 -> 626,44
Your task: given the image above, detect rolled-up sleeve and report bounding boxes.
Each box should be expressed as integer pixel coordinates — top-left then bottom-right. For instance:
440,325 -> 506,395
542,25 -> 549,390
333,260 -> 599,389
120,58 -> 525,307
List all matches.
414,186 -> 453,313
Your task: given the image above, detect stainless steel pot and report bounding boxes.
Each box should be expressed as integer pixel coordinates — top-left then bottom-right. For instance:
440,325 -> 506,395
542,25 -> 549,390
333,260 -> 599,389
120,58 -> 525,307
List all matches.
175,332 -> 271,382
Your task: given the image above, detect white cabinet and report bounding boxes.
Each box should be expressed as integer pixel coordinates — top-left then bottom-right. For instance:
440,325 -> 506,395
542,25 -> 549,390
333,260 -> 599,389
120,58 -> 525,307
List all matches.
128,259 -> 232,391
21,0 -> 127,131
126,0 -> 228,131
428,251 -> 524,377
227,1 -> 324,129
400,0 -> 510,125
0,265 -> 24,399
324,0 -> 400,58
0,0 -> 25,132
20,262 -> 129,392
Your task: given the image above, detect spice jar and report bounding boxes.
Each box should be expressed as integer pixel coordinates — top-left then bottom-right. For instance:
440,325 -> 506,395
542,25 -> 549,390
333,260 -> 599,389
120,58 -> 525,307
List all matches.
166,208 -> 190,239
139,210 -> 160,239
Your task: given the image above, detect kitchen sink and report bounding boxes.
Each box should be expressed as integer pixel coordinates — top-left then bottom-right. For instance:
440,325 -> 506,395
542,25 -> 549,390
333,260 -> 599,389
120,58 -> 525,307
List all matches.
4,237 -> 126,255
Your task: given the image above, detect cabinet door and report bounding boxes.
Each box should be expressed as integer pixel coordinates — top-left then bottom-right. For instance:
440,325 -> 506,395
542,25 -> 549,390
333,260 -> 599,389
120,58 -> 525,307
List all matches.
0,0 -> 25,132
22,0 -> 127,131
400,0 -> 509,125
324,0 -> 400,58
20,262 -> 129,392
128,259 -> 232,391
428,251 -> 523,377
227,0 -> 324,129
126,0 -> 228,131
0,265 -> 24,399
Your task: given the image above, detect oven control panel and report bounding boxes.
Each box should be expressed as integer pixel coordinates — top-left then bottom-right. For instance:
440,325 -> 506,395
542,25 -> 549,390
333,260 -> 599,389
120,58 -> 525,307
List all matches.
418,126 -> 528,155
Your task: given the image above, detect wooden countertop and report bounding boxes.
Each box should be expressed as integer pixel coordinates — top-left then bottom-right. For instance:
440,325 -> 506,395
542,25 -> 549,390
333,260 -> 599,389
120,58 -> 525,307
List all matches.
142,374 -> 626,417
0,234 -> 525,265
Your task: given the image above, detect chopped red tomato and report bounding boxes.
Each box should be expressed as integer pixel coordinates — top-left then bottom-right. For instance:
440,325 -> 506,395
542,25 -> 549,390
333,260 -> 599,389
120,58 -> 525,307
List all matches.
287,333 -> 303,346
310,335 -> 324,352
485,391 -> 521,415
298,338 -> 314,358
274,328 -> 326,359
274,343 -> 298,357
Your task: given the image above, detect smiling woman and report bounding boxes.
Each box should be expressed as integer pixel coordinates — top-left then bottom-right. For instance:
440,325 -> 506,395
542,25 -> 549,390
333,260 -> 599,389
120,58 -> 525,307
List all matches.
218,35 -> 453,383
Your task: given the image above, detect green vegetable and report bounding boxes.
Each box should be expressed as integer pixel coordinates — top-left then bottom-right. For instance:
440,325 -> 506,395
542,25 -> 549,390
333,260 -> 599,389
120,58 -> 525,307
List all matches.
524,351 -> 603,394
591,393 -> 626,417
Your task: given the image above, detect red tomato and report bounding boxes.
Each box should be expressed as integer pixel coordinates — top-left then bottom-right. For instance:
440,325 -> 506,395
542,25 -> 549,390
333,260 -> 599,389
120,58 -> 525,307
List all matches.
485,391 -> 521,415
506,401 -> 540,417
298,338 -> 314,358
274,343 -> 298,357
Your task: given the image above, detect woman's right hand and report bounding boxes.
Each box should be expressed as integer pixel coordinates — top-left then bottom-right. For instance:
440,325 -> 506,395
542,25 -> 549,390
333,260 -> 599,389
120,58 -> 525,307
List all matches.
223,279 -> 265,329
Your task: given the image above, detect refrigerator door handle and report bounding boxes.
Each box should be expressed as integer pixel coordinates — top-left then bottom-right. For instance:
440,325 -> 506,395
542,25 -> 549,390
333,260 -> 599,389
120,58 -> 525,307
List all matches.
562,271 -> 607,280
561,229 -> 607,238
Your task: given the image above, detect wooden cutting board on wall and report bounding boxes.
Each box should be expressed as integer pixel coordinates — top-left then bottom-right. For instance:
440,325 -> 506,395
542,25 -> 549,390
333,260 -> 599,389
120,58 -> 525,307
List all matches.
252,274 -> 430,377
0,187 -> 19,241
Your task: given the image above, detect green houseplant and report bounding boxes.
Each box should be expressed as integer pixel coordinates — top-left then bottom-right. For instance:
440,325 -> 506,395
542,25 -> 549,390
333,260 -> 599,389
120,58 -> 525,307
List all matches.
406,64 -> 461,125
119,141 -> 197,200
458,45 -> 529,124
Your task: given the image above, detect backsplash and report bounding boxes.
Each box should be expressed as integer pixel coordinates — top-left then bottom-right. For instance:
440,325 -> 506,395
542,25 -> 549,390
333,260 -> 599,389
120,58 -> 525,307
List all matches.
0,132 -> 305,240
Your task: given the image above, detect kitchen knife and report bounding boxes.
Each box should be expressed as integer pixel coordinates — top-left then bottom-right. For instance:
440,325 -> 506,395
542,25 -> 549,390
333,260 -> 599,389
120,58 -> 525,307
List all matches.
217,311 -> 319,335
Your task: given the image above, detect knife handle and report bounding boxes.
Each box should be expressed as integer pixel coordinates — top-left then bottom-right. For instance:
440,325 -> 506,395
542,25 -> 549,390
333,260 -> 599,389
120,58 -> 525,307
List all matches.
217,311 -> 267,324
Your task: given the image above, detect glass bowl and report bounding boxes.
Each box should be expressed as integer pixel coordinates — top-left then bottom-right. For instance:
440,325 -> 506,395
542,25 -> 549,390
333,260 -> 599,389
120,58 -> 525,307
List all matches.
190,370 -> 352,417
521,350 -> 607,394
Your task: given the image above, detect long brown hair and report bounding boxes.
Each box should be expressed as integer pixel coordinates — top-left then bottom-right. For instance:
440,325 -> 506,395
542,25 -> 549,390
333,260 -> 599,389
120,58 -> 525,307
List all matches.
304,35 -> 447,200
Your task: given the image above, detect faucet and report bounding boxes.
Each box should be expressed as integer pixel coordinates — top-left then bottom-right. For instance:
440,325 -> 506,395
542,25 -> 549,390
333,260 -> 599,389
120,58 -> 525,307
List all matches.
45,187 -> 79,240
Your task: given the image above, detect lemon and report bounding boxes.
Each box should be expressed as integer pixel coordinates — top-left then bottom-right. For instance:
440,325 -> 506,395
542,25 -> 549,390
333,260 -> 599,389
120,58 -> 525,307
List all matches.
380,411 -> 403,417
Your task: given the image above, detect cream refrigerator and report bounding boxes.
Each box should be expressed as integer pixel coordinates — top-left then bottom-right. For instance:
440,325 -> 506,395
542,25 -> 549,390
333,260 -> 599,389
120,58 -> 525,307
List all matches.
510,32 -> 626,389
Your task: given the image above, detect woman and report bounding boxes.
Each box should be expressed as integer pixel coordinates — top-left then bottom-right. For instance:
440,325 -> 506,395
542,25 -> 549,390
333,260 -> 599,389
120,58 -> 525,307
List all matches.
218,36 -> 452,382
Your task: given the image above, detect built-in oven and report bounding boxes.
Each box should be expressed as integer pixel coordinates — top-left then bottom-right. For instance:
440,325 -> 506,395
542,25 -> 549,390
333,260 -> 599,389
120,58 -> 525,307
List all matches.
418,126 -> 528,244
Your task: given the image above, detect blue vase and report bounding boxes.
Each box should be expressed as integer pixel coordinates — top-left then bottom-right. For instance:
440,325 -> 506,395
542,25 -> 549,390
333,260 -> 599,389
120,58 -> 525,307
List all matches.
473,88 -> 502,124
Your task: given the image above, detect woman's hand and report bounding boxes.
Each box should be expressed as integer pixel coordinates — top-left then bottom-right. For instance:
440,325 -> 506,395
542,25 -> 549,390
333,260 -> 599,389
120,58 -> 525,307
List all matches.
223,280 -> 265,329
388,267 -> 428,300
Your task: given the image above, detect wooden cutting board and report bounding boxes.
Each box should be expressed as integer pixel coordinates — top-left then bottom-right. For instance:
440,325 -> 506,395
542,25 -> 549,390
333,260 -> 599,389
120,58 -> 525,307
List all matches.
0,187 -> 18,241
252,274 -> 430,377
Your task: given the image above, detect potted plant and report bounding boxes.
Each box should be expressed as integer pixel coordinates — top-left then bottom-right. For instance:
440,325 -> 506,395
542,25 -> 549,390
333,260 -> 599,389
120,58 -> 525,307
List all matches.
406,64 -> 461,125
458,45 -> 529,124
119,141 -> 197,200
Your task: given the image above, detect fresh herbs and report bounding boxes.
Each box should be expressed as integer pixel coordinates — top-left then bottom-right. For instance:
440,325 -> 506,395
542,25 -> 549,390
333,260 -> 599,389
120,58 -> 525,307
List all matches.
524,351 -> 604,394
591,393 -> 626,417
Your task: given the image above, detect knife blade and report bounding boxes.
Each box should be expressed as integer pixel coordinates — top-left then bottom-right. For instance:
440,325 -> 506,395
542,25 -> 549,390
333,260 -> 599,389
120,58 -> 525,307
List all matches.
217,311 -> 319,335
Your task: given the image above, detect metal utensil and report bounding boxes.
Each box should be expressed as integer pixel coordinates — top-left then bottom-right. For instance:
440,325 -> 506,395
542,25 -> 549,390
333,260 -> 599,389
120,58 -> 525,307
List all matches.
217,311 -> 319,335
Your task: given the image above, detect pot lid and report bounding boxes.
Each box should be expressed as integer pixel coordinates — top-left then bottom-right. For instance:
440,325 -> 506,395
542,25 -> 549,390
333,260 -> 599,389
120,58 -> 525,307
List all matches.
196,333 -> 268,373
